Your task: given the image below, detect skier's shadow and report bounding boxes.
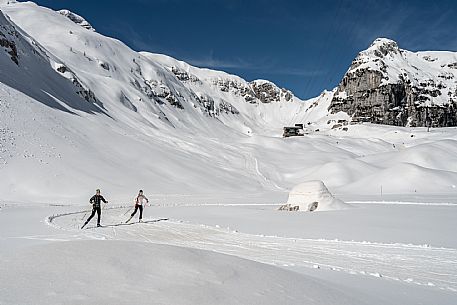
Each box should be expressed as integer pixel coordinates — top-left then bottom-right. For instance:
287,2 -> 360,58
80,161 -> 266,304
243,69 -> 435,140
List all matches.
100,218 -> 169,228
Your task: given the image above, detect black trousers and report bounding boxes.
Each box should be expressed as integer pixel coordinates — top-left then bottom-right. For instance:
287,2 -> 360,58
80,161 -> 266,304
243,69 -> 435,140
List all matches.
131,204 -> 143,219
86,205 -> 101,225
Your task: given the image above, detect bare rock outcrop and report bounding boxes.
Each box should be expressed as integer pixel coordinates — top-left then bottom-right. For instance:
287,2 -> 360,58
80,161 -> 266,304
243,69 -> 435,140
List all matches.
330,38 -> 457,127
58,9 -> 95,31
0,14 -> 19,64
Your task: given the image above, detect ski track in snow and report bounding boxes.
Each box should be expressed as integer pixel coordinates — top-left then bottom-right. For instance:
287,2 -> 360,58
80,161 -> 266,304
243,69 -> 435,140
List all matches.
47,207 -> 457,293
347,201 -> 457,206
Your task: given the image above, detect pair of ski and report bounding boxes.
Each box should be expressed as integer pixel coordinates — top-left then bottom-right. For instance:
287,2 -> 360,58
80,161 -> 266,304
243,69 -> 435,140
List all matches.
80,222 -> 98,230
80,217 -> 140,229
125,215 -> 142,224
80,205 -> 142,229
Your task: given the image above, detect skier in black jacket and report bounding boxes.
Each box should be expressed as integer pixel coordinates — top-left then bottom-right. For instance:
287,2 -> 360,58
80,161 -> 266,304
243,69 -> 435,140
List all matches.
82,189 -> 108,228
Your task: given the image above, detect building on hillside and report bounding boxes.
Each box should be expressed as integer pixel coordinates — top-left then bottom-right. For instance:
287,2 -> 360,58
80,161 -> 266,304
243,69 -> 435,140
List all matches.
283,126 -> 304,138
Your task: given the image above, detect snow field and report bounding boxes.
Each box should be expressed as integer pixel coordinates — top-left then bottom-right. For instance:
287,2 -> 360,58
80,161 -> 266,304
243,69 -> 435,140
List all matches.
1,240 -> 363,305
2,202 -> 455,305
49,205 -> 457,293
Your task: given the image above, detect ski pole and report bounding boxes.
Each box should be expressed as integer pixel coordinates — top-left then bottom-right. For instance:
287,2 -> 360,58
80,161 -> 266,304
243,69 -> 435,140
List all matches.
80,207 -> 89,221
123,205 -> 134,215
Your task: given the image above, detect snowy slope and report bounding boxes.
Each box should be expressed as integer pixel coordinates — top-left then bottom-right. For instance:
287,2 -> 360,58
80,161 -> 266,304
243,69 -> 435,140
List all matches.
0,1 -> 336,203
0,0 -> 456,205
0,1 -> 326,137
141,52 -> 328,134
0,8 -> 102,114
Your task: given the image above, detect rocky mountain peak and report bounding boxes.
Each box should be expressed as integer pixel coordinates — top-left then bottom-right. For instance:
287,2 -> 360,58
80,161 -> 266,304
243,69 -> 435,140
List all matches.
367,38 -> 400,57
349,38 -> 401,72
250,80 -> 293,103
330,38 -> 457,127
58,9 -> 95,31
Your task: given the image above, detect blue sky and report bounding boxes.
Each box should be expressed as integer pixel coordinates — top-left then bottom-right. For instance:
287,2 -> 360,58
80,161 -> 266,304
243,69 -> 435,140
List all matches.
32,0 -> 457,99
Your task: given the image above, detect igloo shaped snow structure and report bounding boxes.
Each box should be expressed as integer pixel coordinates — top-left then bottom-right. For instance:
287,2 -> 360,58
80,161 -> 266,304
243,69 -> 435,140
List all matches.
285,180 -> 347,212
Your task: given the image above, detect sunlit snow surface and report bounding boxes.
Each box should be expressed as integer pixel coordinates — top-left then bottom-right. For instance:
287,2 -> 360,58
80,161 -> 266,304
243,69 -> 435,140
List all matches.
1,1 -> 457,304
1,202 -> 456,305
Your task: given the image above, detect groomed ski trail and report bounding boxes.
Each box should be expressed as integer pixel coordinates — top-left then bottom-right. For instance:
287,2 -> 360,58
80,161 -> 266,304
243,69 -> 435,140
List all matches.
49,207 -> 457,293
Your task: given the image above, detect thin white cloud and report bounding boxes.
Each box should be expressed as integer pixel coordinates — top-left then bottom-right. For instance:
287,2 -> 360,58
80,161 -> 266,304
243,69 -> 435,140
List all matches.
185,53 -> 252,69
185,50 -> 323,77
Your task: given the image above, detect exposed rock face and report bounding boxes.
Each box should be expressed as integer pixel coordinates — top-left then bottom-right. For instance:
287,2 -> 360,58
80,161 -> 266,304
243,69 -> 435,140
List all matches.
0,14 -> 19,65
55,63 -> 102,106
330,38 -> 457,127
142,80 -> 184,109
250,80 -> 293,103
58,10 -> 95,31
166,64 -> 297,117
208,78 -> 294,104
193,93 -> 239,117
171,66 -> 201,84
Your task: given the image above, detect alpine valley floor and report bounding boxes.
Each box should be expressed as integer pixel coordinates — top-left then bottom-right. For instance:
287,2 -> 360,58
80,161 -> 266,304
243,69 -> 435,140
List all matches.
0,200 -> 456,305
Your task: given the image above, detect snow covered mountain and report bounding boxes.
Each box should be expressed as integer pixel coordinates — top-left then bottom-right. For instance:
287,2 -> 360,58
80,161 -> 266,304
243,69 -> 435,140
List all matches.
0,0 -> 329,138
330,38 -> 457,127
0,8 -> 102,114
0,0 -> 337,203
1,0 -> 457,205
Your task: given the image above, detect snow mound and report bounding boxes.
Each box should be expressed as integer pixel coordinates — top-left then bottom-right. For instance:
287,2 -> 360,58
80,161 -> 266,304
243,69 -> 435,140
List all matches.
343,163 -> 457,195
286,180 -> 347,211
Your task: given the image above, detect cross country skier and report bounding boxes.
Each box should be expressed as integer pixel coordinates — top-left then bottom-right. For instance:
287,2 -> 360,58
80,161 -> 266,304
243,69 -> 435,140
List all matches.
81,189 -> 108,229
126,190 -> 149,223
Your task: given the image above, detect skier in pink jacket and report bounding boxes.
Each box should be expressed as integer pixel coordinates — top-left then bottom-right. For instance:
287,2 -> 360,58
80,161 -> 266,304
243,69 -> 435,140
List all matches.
127,190 -> 149,223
